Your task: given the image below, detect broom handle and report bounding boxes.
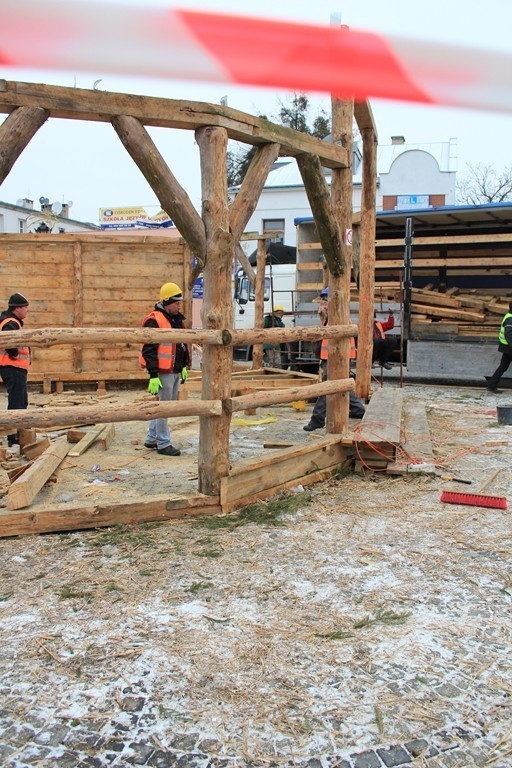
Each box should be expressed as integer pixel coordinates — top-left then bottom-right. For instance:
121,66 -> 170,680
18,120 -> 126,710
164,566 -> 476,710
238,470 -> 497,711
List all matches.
476,468 -> 501,494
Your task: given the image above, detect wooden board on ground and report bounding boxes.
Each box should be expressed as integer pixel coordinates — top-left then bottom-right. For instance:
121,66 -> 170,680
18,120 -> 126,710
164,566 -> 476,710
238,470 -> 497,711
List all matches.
0,494 -> 222,538
354,387 -> 403,451
221,436 -> 349,507
400,400 -> 434,463
7,437 -> 71,510
21,438 -> 51,461
68,424 -> 106,456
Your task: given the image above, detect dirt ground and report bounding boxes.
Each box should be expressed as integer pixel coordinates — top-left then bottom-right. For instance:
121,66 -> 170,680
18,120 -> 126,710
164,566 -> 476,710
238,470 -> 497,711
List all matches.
0,382 -> 511,767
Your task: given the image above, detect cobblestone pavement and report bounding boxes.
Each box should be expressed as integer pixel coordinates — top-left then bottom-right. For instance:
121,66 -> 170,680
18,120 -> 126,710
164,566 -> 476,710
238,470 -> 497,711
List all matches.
0,384 -> 511,767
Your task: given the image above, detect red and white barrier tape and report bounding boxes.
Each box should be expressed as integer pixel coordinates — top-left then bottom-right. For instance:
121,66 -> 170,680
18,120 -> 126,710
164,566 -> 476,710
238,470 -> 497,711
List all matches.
1,0 -> 511,114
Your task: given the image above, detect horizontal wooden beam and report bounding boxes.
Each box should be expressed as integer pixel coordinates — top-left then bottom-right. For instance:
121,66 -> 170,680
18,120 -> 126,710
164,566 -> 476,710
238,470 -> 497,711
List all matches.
0,327 -> 226,348
0,494 -> 222,538
221,436 -> 349,507
378,232 -> 512,248
0,80 -> 348,169
225,324 -> 358,346
0,399 -> 222,431
3,324 -> 358,349
224,377 -> 354,414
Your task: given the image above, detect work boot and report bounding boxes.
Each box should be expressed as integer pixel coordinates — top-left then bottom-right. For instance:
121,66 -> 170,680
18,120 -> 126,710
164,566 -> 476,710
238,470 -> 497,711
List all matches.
303,422 -> 324,432
487,387 -> 502,394
380,362 -> 393,370
157,444 -> 181,456
144,441 -> 157,449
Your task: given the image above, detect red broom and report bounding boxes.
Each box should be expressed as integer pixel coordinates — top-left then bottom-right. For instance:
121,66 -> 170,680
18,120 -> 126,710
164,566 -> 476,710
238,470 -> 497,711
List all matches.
440,468 -> 507,509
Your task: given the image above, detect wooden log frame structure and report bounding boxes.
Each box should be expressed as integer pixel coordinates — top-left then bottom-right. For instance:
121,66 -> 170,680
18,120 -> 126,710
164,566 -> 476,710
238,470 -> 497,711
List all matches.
0,79 -> 377,530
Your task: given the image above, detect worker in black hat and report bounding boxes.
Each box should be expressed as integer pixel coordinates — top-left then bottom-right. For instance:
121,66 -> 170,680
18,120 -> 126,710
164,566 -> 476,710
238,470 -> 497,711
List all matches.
0,293 -> 31,448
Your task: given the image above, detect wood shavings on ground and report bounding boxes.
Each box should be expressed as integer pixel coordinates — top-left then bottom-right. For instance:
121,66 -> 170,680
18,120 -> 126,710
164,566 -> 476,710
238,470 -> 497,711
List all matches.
0,383 -> 511,766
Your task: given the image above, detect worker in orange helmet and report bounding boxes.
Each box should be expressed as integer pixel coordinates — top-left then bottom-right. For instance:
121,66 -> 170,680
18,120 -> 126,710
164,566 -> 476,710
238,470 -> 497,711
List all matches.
139,282 -> 191,456
263,305 -> 288,368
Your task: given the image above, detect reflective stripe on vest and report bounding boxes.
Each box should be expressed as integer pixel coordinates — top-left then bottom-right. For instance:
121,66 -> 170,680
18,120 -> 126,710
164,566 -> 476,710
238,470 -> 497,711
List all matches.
498,312 -> 512,346
320,337 -> 357,360
138,310 -> 180,371
0,316 -> 30,369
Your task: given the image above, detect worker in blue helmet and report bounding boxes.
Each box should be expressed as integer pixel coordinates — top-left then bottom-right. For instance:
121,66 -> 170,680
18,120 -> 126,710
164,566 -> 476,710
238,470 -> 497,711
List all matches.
304,287 -> 365,430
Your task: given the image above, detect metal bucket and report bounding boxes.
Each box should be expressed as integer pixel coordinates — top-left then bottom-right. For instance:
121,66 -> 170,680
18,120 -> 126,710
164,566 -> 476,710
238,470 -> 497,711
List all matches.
497,404 -> 512,425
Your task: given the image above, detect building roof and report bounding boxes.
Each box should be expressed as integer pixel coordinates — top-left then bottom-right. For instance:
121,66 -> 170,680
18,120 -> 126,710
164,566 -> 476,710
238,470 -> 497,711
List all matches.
0,199 -> 99,229
377,139 -> 457,174
296,201 -> 512,236
234,139 -> 456,192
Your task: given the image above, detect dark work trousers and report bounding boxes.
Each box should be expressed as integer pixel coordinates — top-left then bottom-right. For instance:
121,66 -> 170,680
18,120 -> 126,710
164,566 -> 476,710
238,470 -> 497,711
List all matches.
0,365 -> 28,445
372,337 -> 397,365
487,351 -> 512,390
309,360 -> 365,426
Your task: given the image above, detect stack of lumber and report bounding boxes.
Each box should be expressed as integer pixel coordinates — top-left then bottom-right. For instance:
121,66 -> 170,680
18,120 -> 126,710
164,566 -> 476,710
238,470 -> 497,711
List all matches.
4,424 -> 115,511
353,388 -> 402,471
410,285 -> 508,337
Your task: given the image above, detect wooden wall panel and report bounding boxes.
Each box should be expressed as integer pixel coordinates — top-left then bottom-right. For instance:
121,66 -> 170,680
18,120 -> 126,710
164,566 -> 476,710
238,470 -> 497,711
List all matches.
0,233 -> 188,383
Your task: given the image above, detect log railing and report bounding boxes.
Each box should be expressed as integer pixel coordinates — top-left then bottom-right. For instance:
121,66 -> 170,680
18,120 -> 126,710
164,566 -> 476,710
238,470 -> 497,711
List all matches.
0,324 -> 358,494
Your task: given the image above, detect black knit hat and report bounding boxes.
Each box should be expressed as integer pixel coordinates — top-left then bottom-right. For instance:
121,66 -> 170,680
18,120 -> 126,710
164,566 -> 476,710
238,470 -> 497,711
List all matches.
8,292 -> 29,308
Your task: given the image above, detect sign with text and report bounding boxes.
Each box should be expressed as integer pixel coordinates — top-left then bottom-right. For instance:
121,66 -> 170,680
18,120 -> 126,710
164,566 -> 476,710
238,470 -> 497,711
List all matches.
396,195 -> 430,210
99,206 -> 175,229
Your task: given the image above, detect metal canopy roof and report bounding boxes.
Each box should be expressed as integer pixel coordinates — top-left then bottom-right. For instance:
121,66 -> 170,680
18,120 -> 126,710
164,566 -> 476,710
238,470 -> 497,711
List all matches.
373,202 -> 512,233
296,202 -> 512,235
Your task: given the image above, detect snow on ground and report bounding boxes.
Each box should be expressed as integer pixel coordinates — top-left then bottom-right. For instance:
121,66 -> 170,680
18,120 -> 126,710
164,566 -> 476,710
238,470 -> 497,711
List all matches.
0,384 -> 511,766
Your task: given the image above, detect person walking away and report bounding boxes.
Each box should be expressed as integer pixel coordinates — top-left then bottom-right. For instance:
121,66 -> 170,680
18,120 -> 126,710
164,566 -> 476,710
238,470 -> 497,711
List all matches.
303,288 -> 365,431
372,309 -> 396,370
0,292 -> 31,448
486,301 -> 512,393
263,306 -> 287,368
139,282 -> 191,456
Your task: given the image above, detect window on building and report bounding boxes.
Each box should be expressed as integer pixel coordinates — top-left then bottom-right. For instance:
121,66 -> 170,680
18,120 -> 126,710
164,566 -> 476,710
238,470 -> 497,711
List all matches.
262,218 -> 285,244
18,218 -> 25,233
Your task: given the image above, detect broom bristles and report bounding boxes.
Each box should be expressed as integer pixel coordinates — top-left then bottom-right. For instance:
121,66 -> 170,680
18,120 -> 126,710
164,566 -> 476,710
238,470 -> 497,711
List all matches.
440,490 -> 508,509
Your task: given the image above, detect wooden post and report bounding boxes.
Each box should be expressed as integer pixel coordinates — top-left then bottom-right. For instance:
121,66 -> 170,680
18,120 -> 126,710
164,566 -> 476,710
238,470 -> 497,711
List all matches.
0,106 -> 50,184
111,114 -> 207,265
329,67 -> 354,433
356,125 -> 378,400
196,125 -> 234,495
252,237 -> 266,369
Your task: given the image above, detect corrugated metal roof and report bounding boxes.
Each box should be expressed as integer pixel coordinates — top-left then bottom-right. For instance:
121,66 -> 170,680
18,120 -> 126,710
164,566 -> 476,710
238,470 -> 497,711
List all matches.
296,202 -> 512,233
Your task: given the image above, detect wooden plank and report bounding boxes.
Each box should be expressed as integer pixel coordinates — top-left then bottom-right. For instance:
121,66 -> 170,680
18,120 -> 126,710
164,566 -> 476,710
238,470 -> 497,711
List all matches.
401,401 -> 434,463
221,464 -> 348,514
354,388 -> 403,448
68,424 -> 106,457
0,494 -> 222,538
7,437 -> 72,510
411,304 -> 484,322
99,423 -> 116,451
221,436 -> 348,505
0,80 -> 348,169
21,438 -> 51,461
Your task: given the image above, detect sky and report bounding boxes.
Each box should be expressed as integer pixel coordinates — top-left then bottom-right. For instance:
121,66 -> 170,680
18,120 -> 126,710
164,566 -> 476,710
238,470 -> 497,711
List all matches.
1,0 -> 512,225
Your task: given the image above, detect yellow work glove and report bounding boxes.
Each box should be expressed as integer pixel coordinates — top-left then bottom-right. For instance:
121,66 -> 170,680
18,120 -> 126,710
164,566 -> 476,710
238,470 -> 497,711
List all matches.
181,367 -> 188,383
148,377 -> 162,395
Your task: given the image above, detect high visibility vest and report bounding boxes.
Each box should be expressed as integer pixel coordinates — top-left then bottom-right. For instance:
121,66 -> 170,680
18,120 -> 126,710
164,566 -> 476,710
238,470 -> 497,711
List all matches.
498,313 -> 512,346
373,321 -> 385,340
320,337 -> 357,360
139,310 -> 182,372
0,316 -> 30,369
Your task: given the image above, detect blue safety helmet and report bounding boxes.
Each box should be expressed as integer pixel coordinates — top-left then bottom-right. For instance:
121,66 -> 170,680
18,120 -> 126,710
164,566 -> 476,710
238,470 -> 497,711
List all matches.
319,287 -> 329,298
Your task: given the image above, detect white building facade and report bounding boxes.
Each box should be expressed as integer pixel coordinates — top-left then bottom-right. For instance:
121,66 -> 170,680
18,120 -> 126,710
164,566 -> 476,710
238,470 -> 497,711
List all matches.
235,137 -> 457,247
0,198 -> 99,234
